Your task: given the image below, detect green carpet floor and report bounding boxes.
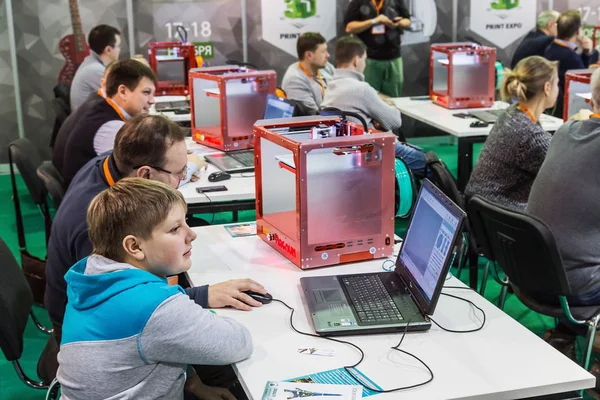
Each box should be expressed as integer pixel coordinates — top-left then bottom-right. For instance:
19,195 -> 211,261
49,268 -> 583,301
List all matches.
0,136 -> 569,399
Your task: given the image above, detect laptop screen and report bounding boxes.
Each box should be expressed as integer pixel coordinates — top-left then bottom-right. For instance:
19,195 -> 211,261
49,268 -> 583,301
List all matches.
398,181 -> 461,304
263,94 -> 295,119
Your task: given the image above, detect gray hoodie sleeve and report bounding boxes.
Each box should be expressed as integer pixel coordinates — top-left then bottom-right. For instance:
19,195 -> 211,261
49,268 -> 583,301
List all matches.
139,293 -> 253,366
363,86 -> 402,131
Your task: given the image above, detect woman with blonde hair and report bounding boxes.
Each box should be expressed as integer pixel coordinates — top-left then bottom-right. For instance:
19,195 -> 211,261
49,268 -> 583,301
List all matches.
465,55 -> 559,210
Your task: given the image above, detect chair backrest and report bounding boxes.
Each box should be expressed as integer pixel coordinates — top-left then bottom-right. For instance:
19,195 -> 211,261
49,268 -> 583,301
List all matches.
0,236 -> 34,361
8,138 -> 46,206
319,107 -> 369,132
467,195 -> 571,297
37,162 -> 65,209
425,151 -> 465,210
50,97 -> 71,148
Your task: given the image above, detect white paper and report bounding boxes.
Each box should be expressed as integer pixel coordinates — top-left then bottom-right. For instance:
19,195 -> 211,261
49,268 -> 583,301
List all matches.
262,381 -> 362,400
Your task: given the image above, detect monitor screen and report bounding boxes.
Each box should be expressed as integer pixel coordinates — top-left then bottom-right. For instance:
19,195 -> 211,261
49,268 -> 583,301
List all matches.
263,95 -> 295,119
157,59 -> 186,84
398,183 -> 460,302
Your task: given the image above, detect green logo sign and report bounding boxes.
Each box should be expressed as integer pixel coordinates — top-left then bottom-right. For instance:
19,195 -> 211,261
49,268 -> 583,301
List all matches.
284,0 -> 317,19
491,0 -> 519,10
193,42 -> 214,59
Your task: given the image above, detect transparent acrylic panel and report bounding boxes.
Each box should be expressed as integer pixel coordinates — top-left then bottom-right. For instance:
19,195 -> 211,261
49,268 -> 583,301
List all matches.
260,137 -> 297,239
451,53 -> 490,98
157,59 -> 186,84
225,79 -> 269,139
306,146 -> 383,245
432,50 -> 449,94
567,81 -> 592,119
193,78 -> 221,136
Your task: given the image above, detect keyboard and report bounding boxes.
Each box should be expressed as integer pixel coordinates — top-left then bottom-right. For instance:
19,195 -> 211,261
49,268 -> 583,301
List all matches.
341,275 -> 403,325
229,150 -> 254,167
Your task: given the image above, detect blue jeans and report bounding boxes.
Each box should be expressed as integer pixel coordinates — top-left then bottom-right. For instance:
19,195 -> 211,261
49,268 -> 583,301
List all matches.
395,141 -> 426,177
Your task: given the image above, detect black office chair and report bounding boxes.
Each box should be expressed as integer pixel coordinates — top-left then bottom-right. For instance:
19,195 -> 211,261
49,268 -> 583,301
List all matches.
0,236 -> 59,397
8,139 -> 52,307
50,83 -> 71,148
319,107 -> 369,132
37,162 -> 65,209
467,195 -> 600,372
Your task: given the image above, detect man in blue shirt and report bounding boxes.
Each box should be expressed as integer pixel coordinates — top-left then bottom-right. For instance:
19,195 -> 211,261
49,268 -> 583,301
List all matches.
544,10 -> 598,117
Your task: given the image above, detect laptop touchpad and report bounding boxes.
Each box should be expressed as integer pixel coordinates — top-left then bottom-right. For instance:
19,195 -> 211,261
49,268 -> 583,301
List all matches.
314,289 -> 343,303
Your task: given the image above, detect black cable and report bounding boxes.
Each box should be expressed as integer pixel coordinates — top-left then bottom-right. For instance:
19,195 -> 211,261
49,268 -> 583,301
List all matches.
271,299 -> 434,393
198,191 -> 215,225
428,292 -> 486,333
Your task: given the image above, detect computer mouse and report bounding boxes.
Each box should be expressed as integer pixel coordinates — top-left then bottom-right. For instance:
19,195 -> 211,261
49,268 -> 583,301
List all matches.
470,120 -> 489,128
208,171 -> 231,182
243,291 -> 273,305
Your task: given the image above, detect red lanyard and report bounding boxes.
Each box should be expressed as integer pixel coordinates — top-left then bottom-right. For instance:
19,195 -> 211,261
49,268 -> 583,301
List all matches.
105,97 -> 127,121
518,103 -> 536,122
371,0 -> 384,14
298,62 -> 325,97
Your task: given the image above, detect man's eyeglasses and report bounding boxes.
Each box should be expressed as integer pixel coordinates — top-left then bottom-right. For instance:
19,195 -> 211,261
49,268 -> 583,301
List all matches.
133,165 -> 187,180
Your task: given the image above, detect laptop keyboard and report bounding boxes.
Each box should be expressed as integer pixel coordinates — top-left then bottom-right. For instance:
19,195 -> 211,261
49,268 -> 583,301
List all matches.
230,150 -> 254,167
341,275 -> 403,324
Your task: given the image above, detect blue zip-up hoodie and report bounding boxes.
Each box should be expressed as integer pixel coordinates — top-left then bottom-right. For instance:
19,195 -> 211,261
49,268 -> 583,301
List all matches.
57,255 -> 253,400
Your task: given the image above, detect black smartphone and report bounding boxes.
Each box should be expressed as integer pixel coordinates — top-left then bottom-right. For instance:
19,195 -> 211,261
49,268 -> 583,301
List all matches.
453,113 -> 470,119
409,95 -> 430,101
196,185 -> 228,193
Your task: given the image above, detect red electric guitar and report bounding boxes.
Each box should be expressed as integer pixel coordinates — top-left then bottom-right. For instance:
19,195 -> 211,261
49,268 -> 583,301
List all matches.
58,0 -> 89,86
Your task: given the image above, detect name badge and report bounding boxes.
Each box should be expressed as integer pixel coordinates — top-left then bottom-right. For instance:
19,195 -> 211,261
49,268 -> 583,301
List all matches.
371,24 -> 385,35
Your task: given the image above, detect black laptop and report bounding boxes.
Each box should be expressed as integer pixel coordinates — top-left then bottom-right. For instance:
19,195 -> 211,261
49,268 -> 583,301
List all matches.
300,179 -> 466,336
204,95 -> 296,173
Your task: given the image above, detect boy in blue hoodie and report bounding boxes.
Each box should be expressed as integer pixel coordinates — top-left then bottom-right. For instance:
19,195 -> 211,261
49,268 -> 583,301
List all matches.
57,178 -> 253,399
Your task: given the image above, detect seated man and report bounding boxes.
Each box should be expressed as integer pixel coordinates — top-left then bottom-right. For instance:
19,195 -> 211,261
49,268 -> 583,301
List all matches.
281,32 -> 335,115
57,178 -> 253,399
52,60 -> 117,178
39,115 -> 267,383
527,67 -> 600,306
511,10 -> 559,68
70,24 -> 121,111
544,10 -> 598,117
62,59 -> 157,187
321,35 -> 426,175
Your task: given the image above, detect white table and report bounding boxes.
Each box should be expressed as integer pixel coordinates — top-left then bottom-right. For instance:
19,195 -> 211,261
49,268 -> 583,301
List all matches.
390,98 -> 565,191
150,95 -> 191,124
186,225 -> 594,400
181,137 -> 256,219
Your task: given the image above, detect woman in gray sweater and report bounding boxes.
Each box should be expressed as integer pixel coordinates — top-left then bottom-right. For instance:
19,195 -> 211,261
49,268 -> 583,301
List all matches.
465,56 -> 559,211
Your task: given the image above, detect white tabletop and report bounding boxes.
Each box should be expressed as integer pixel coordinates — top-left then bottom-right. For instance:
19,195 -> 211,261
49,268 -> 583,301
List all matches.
180,137 -> 256,205
187,225 -> 594,400
391,98 -> 564,138
151,95 -> 191,123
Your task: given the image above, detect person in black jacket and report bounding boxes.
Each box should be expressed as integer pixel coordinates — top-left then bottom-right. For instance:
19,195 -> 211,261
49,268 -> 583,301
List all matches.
544,9 -> 599,118
510,10 -> 559,68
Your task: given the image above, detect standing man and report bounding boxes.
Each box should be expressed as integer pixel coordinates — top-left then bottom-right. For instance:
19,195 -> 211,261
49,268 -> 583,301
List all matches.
344,0 -> 411,97
70,24 -> 122,111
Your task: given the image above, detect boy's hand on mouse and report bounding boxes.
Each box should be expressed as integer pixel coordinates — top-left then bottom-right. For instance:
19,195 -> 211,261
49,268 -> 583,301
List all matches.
208,279 -> 267,311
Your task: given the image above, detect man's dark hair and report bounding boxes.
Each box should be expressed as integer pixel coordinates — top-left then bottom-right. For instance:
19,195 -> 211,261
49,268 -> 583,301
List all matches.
557,10 -> 582,40
297,32 -> 326,60
88,24 -> 121,55
105,59 -> 157,97
113,115 -> 186,173
335,35 -> 367,66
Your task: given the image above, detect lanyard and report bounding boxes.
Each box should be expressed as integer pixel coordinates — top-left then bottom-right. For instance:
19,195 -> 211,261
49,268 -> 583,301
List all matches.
102,157 -> 116,187
553,40 -> 573,51
298,62 -> 325,98
371,0 -> 384,14
591,113 -> 600,119
105,97 -> 127,121
517,103 -> 536,122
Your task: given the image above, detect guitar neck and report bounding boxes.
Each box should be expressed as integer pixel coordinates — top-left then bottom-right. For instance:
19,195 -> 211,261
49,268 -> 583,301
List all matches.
69,0 -> 86,53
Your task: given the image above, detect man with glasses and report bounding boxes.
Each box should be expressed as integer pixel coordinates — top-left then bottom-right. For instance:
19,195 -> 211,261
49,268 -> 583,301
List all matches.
39,115 -> 267,385
62,59 -> 157,188
71,24 -> 122,111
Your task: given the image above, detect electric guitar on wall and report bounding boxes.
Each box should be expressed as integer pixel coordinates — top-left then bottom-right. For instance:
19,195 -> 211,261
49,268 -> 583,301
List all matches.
58,0 -> 89,86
